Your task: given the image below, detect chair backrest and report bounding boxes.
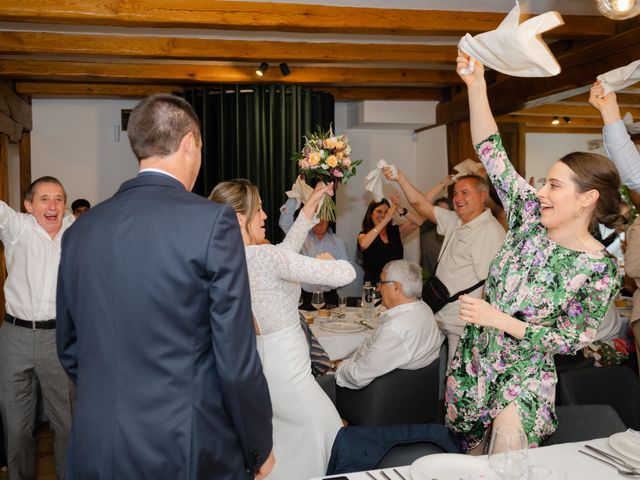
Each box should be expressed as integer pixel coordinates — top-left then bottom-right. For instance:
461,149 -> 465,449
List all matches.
543,405 -> 626,446
557,365 -> 640,429
335,357 -> 441,426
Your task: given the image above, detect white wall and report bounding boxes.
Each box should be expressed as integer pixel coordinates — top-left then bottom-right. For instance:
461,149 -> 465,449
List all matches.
335,102 -> 448,295
525,132 -> 605,187
30,98 -> 140,209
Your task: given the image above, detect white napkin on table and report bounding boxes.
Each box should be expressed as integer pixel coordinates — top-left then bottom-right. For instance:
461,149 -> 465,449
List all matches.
451,158 -> 485,180
285,177 -> 313,204
458,1 -> 563,78
598,59 -> 640,96
364,159 -> 397,202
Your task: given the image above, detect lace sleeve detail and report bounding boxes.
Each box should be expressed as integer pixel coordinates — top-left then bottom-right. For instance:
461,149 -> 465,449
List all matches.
279,210 -> 318,253
259,245 -> 355,287
475,133 -> 539,232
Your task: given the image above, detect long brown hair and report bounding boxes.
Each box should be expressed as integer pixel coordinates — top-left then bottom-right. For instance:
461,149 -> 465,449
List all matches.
560,152 -> 629,229
209,179 -> 262,243
361,199 -> 390,232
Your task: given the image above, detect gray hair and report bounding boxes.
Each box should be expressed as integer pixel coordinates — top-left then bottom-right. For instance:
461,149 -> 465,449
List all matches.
455,174 -> 489,194
382,260 -> 422,299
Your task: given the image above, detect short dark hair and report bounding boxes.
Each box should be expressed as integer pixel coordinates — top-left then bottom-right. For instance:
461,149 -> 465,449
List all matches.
127,94 -> 201,162
71,198 -> 91,212
25,176 -> 66,203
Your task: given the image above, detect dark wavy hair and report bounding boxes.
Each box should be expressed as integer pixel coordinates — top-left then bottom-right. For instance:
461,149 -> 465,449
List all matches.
560,152 -> 629,230
361,199 -> 391,232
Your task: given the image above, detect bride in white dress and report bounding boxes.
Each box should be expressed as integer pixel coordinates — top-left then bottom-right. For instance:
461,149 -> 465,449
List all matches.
209,179 -> 356,479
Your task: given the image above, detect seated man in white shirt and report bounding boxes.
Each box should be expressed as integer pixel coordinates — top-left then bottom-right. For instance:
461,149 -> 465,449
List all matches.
335,260 -> 444,389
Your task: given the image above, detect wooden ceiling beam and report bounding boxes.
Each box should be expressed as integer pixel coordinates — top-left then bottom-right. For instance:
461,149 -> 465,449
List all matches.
318,87 -> 446,101
559,91 -> 640,106
0,80 -> 31,131
0,60 -> 463,86
437,24 -> 640,125
496,115 -> 603,128
0,1 -> 616,38
0,31 -> 457,65
16,82 -> 183,98
525,126 -> 602,134
518,104 -> 640,118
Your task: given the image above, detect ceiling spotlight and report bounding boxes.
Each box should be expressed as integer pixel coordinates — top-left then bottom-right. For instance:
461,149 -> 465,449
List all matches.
279,62 -> 291,76
551,116 -> 560,125
256,62 -> 268,77
563,116 -> 572,124
594,0 -> 640,20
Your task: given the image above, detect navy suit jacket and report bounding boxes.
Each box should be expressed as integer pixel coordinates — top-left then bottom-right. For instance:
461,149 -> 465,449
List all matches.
56,173 -> 272,479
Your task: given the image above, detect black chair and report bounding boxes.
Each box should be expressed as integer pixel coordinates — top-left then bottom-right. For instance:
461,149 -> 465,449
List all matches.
543,405 -> 626,446
553,352 -> 595,372
376,441 -> 448,468
557,365 -> 640,429
335,356 -> 441,426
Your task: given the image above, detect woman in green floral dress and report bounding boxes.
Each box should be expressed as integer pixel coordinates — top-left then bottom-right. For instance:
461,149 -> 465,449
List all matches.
446,55 -> 628,453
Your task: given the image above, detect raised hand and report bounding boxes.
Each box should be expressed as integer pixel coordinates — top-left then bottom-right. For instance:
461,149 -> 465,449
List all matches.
588,81 -> 621,124
456,52 -> 485,86
301,181 -> 333,219
382,166 -> 402,182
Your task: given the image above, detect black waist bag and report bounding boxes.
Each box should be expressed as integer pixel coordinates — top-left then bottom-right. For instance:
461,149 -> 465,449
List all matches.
422,276 -> 485,314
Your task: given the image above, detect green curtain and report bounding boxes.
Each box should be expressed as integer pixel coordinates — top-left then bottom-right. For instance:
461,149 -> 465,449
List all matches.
184,85 -> 334,243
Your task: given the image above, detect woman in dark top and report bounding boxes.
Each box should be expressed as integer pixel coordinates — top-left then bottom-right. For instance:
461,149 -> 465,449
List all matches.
357,197 -> 423,284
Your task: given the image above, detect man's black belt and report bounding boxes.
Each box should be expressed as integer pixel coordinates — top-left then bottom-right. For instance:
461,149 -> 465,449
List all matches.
5,314 -> 56,330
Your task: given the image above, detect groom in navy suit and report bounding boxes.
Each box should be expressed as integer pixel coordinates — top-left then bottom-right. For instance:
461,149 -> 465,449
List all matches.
56,94 -> 274,479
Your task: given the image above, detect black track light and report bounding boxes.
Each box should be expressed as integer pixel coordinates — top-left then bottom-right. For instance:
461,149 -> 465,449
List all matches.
256,62 -> 268,77
563,116 -> 571,124
551,116 -> 560,125
279,62 -> 291,76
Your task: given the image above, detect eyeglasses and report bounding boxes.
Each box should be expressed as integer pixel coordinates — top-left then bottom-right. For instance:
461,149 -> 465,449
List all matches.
376,280 -> 395,288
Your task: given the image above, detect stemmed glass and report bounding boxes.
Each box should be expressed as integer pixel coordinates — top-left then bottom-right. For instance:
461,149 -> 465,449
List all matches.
311,291 -> 325,315
488,425 -> 528,480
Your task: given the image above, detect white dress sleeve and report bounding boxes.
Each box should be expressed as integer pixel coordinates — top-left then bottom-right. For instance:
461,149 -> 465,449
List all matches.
279,210 -> 317,253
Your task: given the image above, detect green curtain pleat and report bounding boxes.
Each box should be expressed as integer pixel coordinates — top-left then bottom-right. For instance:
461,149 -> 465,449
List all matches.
184,85 -> 334,243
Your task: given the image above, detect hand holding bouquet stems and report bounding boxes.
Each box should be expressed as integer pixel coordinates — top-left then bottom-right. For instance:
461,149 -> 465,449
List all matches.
301,182 -> 334,221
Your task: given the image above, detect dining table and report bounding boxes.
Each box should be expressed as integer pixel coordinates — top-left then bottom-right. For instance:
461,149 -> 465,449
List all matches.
310,436 -> 634,480
305,306 -> 381,361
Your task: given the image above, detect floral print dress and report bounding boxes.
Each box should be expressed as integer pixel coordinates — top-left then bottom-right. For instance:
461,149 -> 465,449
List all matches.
445,134 -> 621,451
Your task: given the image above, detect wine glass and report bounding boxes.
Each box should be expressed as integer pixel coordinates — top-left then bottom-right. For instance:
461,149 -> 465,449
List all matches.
338,295 -> 348,318
488,425 -> 528,480
311,291 -> 325,314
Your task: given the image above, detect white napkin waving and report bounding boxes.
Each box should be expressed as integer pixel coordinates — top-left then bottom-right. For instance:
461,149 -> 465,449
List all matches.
598,59 -> 640,96
623,112 -> 640,135
364,159 -> 397,202
458,1 -> 563,78
285,177 -> 313,203
451,158 -> 485,180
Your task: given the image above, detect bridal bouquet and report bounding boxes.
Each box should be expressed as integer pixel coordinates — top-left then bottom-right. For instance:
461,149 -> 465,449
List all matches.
292,126 -> 362,221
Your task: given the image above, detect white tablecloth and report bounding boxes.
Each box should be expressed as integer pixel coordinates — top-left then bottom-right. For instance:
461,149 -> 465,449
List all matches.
312,437 -> 623,480
308,309 -> 380,361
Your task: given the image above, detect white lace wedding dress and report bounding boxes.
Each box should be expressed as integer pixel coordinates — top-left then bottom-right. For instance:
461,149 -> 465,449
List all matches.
246,212 -> 355,479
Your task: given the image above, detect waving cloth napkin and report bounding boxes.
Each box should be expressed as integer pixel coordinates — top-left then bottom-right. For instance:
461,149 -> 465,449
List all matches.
452,158 -> 485,180
598,59 -> 640,96
458,1 -> 563,77
364,159 -> 397,202
285,176 -> 314,204
623,112 -> 640,135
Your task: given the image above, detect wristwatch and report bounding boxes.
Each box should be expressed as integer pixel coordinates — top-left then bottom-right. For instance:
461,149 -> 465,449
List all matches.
399,207 -> 408,217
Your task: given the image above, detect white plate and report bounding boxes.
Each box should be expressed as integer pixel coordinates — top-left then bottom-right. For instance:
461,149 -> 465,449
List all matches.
320,321 -> 365,333
410,453 -> 487,480
608,430 -> 640,465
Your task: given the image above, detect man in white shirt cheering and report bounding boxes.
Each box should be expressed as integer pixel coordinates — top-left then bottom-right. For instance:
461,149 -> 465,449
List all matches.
335,260 -> 444,389
0,176 -> 75,480
384,168 -> 506,368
